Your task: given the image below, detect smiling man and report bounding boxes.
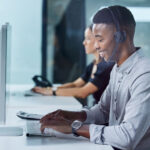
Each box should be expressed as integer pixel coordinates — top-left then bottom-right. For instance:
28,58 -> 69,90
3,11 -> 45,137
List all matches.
40,5 -> 150,150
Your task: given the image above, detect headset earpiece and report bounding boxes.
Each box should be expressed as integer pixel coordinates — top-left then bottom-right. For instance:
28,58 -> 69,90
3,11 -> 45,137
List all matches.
114,31 -> 126,43
107,7 -> 126,43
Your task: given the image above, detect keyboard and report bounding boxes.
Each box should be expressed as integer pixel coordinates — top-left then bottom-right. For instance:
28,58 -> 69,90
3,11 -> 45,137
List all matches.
26,120 -> 65,137
26,120 -> 80,139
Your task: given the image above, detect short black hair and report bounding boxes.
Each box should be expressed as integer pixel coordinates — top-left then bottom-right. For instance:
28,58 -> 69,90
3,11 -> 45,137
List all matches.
93,5 -> 136,40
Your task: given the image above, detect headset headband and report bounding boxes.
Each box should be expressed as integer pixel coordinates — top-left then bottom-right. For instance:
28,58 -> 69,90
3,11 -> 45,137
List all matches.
107,7 -> 120,32
106,7 -> 126,62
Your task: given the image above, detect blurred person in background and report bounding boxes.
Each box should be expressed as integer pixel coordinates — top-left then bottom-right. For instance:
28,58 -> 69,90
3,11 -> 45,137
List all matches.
32,24 -> 114,104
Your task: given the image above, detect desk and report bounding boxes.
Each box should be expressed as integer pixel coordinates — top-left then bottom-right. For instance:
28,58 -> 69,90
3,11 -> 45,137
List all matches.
0,135 -> 113,150
6,94 -> 82,125
0,90 -> 113,150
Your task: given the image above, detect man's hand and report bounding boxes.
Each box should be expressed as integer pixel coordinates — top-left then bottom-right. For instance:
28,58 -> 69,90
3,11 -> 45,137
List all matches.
40,109 -> 87,125
32,86 -> 52,95
40,109 -> 74,123
40,109 -> 83,123
40,116 -> 72,134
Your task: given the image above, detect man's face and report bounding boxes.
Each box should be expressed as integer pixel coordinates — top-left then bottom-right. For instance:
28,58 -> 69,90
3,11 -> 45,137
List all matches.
93,24 -> 116,61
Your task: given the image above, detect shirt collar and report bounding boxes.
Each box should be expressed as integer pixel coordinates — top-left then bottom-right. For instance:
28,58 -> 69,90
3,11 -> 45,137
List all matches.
116,48 -> 144,74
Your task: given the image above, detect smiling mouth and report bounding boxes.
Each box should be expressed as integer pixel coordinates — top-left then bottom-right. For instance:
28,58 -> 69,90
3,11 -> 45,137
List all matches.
97,50 -> 105,57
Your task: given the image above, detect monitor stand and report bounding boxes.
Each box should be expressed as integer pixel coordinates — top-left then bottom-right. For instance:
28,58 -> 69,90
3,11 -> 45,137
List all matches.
0,126 -> 23,136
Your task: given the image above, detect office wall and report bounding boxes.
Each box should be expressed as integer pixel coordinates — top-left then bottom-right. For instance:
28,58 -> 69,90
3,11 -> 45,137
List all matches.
0,0 -> 42,85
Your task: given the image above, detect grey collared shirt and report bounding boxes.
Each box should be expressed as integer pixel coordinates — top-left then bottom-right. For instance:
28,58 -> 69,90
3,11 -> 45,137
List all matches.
84,49 -> 150,150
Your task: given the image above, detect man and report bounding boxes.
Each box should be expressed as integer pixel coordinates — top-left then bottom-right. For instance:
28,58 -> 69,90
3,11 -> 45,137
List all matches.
40,5 -> 150,150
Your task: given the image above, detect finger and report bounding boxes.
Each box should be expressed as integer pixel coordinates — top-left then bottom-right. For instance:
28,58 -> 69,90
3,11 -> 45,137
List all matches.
40,120 -> 57,133
31,88 -> 35,91
53,115 -> 71,123
40,124 -> 45,133
54,109 -> 62,116
42,118 -> 71,127
36,90 -> 44,94
36,88 -> 50,95
40,110 -> 59,123
41,124 -> 58,134
41,118 -> 65,127
32,88 -> 38,92
40,114 -> 51,123
40,118 -> 59,126
32,87 -> 43,93
40,124 -> 51,133
34,87 -> 42,90
40,109 -> 63,123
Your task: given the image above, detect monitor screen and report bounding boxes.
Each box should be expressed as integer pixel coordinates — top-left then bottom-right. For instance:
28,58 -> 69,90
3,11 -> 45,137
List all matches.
0,23 -> 11,125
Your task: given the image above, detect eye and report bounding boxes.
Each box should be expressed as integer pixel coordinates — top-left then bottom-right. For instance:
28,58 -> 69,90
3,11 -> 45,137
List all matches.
99,39 -> 103,42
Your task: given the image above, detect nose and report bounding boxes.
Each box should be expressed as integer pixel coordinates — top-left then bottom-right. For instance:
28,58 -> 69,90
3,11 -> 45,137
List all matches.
94,40 -> 100,51
83,40 -> 86,45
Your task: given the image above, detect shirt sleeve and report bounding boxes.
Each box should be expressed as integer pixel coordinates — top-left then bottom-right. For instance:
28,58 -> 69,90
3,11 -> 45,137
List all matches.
88,72 -> 150,150
83,83 -> 111,125
89,61 -> 114,89
80,62 -> 93,82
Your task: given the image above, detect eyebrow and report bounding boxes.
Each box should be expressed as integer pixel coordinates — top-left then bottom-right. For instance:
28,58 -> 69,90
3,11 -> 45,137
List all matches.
95,35 -> 103,38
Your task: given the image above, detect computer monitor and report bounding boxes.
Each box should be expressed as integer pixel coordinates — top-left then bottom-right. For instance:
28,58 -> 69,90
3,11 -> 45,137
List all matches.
0,23 -> 23,135
0,24 -> 7,125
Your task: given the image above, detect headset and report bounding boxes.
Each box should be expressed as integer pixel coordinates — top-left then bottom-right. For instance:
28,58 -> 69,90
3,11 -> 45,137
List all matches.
107,7 -> 126,61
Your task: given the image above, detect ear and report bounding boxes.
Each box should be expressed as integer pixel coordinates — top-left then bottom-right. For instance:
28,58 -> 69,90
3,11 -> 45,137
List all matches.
114,31 -> 126,43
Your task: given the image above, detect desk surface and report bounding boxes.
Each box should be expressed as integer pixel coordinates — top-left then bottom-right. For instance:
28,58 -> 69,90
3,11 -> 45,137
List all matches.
8,95 -> 82,109
1,91 -> 113,150
6,94 -> 82,125
0,135 -> 113,150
